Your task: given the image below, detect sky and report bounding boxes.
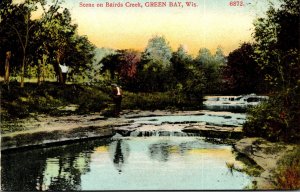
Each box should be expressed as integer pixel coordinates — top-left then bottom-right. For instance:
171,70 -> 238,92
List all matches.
15,0 -> 273,55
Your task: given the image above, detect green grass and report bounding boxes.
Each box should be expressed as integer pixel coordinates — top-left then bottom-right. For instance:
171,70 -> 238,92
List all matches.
1,82 -> 110,120
1,82 -> 203,131
122,91 -> 202,110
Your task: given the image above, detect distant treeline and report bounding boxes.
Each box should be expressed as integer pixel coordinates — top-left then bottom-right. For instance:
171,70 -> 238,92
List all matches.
1,0 -> 268,95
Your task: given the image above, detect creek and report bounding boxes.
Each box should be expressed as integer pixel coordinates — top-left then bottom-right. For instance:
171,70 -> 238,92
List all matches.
1,95 -> 265,190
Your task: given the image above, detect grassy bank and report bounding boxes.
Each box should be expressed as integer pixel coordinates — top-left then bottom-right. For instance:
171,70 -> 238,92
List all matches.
0,82 -> 202,123
122,91 -> 202,111
1,82 -> 110,120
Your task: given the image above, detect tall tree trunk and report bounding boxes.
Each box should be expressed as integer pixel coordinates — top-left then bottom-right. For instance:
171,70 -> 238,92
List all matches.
42,55 -> 47,83
37,59 -> 41,85
20,51 -> 26,88
4,51 -> 11,83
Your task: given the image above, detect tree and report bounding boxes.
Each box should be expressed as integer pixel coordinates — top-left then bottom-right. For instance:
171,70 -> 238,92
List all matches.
223,43 -> 265,94
100,49 -> 141,84
0,0 -> 47,87
117,49 -> 141,83
170,45 -> 192,84
143,35 -> 172,68
253,0 -> 300,91
33,5 -> 95,84
41,8 -> 77,84
1,0 -> 94,86
30,0 -> 62,85
244,0 -> 300,142
194,47 -> 225,94
131,36 -> 173,92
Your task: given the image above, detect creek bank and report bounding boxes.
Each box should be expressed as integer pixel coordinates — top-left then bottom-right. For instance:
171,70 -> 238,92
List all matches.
1,114 -> 131,151
1,109 -> 245,151
234,137 -> 297,189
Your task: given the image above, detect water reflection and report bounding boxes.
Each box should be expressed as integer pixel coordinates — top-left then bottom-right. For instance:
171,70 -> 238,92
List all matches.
148,139 -> 237,163
1,137 -> 252,191
149,142 -> 171,162
1,139 -> 110,191
110,140 -> 130,173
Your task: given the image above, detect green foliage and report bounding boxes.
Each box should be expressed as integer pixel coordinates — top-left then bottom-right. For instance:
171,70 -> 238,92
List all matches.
122,91 -> 202,110
244,0 -> 300,142
243,87 -> 300,142
223,43 -> 266,94
194,47 -> 226,94
0,82 -> 110,120
75,86 -> 110,114
253,0 -> 300,91
0,0 -> 95,86
143,35 -> 172,68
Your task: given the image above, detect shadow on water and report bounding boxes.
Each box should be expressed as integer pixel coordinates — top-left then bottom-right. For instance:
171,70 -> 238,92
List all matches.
110,140 -> 130,174
1,139 -> 111,191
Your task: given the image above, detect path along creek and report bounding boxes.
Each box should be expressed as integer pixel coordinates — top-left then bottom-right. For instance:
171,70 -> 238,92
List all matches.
1,95 -> 267,191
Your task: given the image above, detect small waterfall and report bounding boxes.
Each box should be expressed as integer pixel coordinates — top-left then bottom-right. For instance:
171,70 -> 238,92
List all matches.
204,94 -> 268,102
129,130 -> 200,137
203,94 -> 268,112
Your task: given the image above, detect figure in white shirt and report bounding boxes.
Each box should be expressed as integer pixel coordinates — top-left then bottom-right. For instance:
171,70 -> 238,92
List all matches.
59,63 -> 69,83
111,84 -> 123,116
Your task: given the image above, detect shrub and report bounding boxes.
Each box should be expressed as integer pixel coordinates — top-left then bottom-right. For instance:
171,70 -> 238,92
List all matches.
0,82 -> 111,119
272,147 -> 300,189
243,88 -> 300,142
122,91 -> 202,110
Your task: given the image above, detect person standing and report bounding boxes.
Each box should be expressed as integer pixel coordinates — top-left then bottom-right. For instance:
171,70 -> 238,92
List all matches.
112,84 -> 123,116
59,63 -> 69,83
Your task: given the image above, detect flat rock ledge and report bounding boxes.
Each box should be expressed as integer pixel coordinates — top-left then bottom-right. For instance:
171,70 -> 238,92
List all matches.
182,123 -> 243,139
234,137 -> 296,189
114,121 -> 244,139
1,114 -> 131,152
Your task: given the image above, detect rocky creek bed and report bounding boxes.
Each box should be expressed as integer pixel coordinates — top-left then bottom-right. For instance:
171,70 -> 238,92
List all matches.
1,110 -> 297,189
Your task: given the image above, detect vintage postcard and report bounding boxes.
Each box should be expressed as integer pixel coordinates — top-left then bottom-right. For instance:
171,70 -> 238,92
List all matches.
1,0 -> 299,191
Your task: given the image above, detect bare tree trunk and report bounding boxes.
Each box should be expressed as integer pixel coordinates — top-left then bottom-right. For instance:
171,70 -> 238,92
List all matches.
42,55 -> 46,82
20,51 -> 26,88
56,52 -> 64,84
4,51 -> 11,83
37,59 -> 41,85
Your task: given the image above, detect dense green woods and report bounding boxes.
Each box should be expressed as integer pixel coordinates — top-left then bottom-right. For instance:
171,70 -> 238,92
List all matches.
0,0 -> 95,86
243,0 -> 300,143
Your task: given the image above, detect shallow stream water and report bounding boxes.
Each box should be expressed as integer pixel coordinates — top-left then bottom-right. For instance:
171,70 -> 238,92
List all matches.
1,136 -> 251,191
1,95 -> 265,190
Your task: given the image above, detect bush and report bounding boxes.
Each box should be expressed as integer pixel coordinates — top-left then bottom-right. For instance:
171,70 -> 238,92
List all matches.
75,86 -> 110,114
122,91 -> 202,110
272,147 -> 300,189
0,82 -> 111,120
243,88 -> 300,142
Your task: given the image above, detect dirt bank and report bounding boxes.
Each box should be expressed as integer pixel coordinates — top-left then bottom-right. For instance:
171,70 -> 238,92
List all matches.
1,113 -> 131,151
234,137 -> 297,189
